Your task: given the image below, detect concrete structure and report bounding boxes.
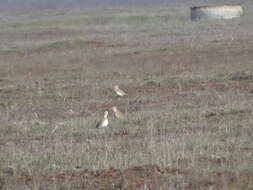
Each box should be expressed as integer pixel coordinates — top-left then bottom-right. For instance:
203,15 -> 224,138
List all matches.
191,5 -> 243,21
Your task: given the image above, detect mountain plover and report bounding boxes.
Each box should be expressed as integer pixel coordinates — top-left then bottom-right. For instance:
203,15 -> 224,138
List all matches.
112,106 -> 124,119
114,85 -> 127,97
96,111 -> 109,129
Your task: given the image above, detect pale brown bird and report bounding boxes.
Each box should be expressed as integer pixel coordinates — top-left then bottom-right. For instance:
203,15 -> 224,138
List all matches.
111,106 -> 124,119
114,85 -> 127,97
96,111 -> 109,129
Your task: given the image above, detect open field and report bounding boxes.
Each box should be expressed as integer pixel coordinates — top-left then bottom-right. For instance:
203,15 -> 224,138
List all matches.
1,2 -> 253,189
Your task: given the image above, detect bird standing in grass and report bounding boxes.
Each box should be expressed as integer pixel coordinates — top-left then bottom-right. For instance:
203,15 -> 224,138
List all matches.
112,106 -> 124,119
114,85 -> 127,97
96,111 -> 109,129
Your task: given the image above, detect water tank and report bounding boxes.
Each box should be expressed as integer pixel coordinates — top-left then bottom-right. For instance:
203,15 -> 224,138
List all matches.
191,5 -> 243,21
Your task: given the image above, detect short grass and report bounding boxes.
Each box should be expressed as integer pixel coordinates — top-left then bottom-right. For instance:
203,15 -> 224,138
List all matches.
1,1 -> 253,189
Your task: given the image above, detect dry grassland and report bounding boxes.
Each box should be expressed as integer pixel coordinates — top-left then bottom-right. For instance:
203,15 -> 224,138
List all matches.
0,2 -> 253,189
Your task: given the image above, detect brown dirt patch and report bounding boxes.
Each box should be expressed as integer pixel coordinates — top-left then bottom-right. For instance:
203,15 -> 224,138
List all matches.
13,165 -> 253,189
15,165 -> 188,189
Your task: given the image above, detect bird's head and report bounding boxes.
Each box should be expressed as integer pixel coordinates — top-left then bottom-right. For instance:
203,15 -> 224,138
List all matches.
111,106 -> 117,112
104,111 -> 108,117
114,85 -> 119,90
